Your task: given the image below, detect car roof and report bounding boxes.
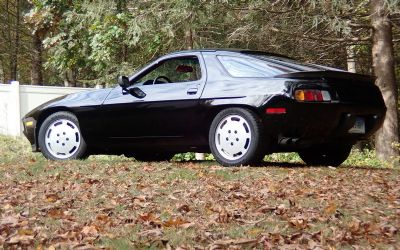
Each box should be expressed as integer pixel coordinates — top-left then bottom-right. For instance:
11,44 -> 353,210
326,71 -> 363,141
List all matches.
168,49 -> 342,73
169,48 -> 293,59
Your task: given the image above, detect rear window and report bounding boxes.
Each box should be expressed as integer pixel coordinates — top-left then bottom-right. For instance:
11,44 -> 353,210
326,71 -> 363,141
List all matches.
249,54 -> 339,72
217,55 -> 295,78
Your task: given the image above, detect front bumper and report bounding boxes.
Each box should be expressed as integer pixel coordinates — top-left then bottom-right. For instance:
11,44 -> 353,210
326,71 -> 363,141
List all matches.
22,117 -> 39,152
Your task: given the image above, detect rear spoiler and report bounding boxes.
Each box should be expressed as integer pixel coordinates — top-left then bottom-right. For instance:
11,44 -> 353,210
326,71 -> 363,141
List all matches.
275,70 -> 375,83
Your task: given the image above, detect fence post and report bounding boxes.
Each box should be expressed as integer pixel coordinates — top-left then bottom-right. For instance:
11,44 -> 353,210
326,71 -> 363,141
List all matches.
195,153 -> 205,161
9,81 -> 21,136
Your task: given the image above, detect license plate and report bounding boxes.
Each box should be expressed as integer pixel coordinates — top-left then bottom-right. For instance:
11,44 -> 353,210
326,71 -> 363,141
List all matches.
348,117 -> 365,134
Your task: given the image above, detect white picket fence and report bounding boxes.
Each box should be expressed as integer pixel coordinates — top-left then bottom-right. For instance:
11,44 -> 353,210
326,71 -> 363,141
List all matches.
0,81 -> 91,136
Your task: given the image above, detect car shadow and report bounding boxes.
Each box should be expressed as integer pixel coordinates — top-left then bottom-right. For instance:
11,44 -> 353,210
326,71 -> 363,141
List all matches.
174,160 -> 394,170
256,161 -> 308,168
175,160 -> 307,168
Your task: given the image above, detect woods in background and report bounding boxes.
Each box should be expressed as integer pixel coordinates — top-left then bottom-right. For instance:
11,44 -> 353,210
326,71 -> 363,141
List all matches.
0,0 -> 399,161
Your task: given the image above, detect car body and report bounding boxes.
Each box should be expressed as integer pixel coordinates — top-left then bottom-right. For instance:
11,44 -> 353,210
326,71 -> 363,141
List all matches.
22,49 -> 386,166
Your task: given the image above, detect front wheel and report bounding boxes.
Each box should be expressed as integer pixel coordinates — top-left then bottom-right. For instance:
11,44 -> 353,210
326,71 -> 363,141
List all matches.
209,108 -> 266,167
38,111 -> 87,160
298,144 -> 352,167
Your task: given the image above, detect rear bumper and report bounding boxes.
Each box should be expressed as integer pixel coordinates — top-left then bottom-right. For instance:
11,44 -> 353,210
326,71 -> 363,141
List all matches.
262,99 -> 386,149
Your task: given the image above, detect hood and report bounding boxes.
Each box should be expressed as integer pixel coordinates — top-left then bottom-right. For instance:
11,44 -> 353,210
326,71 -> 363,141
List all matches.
24,88 -> 113,119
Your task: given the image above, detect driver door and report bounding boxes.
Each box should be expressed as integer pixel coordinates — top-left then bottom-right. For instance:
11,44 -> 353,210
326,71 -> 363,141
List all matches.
102,53 -> 206,149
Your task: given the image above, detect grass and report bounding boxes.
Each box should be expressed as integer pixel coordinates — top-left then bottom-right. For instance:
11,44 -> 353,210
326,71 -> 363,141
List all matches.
0,135 -> 399,249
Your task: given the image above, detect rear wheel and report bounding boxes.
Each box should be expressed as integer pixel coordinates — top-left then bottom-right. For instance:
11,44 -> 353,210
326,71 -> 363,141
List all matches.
209,108 -> 265,167
38,112 -> 87,160
126,152 -> 174,162
298,144 -> 352,167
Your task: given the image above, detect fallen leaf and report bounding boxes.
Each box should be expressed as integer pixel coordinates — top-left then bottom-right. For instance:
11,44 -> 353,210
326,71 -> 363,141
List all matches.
133,195 -> 146,202
381,225 -> 398,237
211,238 -> 258,247
168,194 -> 179,200
58,231 -> 77,240
86,178 -> 100,185
163,218 -> 190,227
177,204 -> 190,214
139,212 -> 156,222
275,204 -> 287,215
216,209 -> 232,223
0,216 -> 18,226
324,202 -> 337,216
289,217 -> 308,229
248,228 -> 264,236
45,193 -> 59,203
143,164 -> 155,172
47,208 -> 65,219
348,218 -> 361,234
18,229 -> 34,236
257,205 -> 276,213
96,213 -> 110,222
137,228 -> 163,238
2,204 -> 13,210
7,235 -> 34,245
81,225 -> 98,236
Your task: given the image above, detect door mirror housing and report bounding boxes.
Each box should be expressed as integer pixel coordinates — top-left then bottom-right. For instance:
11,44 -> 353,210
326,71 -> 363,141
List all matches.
118,76 -> 130,90
128,87 -> 146,99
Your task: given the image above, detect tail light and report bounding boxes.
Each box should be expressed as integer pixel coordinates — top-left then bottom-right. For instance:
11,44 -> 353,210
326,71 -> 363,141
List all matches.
266,107 -> 286,114
295,89 -> 331,102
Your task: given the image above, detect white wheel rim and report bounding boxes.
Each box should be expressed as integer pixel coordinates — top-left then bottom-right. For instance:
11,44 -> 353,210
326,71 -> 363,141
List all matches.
44,119 -> 81,159
214,115 -> 252,161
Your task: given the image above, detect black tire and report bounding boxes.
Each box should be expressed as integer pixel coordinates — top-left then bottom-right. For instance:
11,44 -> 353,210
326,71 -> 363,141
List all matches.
298,144 -> 352,167
209,108 -> 266,167
38,111 -> 88,160
126,152 -> 174,162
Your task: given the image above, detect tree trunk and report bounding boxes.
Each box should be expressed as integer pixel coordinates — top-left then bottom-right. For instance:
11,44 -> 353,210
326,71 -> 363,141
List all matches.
346,45 -> 356,73
116,0 -> 128,62
5,0 -> 12,83
63,70 -> 77,87
347,45 -> 364,150
185,27 -> 194,50
370,0 -> 399,161
0,59 -> 5,83
30,32 -> 43,85
185,12 -> 194,50
10,0 -> 20,81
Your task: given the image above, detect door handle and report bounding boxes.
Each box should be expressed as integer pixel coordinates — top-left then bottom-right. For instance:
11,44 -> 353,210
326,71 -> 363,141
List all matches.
187,88 -> 198,95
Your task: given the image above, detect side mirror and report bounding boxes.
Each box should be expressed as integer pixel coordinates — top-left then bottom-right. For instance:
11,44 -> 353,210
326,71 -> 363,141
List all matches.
128,87 -> 146,99
118,76 -> 130,90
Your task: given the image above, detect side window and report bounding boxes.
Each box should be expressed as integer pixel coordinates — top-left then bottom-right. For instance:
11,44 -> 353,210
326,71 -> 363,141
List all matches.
217,56 -> 282,77
135,56 -> 202,85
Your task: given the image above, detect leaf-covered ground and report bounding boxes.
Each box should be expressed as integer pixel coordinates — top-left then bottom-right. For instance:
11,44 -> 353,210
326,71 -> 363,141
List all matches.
0,136 -> 399,249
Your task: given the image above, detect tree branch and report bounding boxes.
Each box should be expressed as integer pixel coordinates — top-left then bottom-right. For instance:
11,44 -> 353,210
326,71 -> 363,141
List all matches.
270,27 -> 372,42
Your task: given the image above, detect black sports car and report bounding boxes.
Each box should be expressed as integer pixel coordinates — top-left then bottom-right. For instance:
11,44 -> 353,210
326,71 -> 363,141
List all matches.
22,49 -> 386,167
